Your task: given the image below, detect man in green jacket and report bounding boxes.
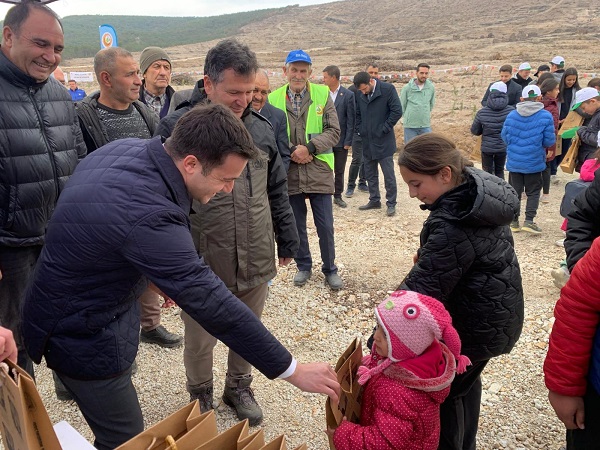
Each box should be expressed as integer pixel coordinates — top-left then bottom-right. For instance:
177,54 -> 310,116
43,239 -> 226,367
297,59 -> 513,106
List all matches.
400,63 -> 435,143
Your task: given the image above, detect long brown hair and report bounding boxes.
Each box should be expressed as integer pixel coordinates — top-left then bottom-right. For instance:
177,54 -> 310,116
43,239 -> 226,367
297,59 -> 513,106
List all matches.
398,133 -> 473,185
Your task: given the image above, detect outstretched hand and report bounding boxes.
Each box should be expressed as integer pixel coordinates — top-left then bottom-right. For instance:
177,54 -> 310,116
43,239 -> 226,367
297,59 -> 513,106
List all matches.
285,362 -> 340,403
548,390 -> 585,430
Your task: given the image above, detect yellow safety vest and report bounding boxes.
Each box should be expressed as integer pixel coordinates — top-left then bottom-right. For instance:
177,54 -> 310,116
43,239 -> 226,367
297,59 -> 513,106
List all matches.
268,83 -> 334,170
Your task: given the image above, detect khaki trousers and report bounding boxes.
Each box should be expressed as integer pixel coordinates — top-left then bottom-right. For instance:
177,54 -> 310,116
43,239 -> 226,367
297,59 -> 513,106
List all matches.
182,282 -> 268,389
139,287 -> 161,332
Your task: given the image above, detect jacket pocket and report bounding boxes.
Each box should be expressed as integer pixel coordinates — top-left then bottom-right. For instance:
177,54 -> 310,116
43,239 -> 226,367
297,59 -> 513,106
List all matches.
1,184 -> 18,230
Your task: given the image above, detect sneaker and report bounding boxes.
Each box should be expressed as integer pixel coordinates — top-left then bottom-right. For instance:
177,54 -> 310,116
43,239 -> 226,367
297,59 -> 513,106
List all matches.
293,270 -> 311,287
551,266 -> 570,289
325,273 -> 344,290
541,194 -> 550,203
521,221 -> 542,234
358,201 -> 382,210
510,220 -> 521,232
222,376 -> 263,426
190,381 -> 214,413
140,325 -> 183,348
386,206 -> 396,217
345,188 -> 354,198
357,185 -> 369,193
551,175 -> 559,185
333,197 -> 347,208
555,238 -> 565,247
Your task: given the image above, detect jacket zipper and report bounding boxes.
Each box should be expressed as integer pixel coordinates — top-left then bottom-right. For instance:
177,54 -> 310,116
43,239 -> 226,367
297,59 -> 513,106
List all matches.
30,87 -> 60,200
246,165 -> 253,197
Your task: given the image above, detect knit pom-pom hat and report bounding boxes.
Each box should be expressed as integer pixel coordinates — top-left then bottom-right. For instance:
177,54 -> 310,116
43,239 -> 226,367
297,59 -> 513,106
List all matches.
358,290 -> 470,385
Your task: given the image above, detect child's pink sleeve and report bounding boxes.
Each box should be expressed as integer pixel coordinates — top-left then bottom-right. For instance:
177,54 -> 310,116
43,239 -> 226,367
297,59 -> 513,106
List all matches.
579,159 -> 600,182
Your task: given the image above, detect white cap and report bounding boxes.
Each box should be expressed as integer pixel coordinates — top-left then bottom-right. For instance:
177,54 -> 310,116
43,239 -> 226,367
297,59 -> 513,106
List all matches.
518,62 -> 532,71
490,81 -> 507,93
572,87 -> 600,110
551,56 -> 565,66
522,85 -> 541,98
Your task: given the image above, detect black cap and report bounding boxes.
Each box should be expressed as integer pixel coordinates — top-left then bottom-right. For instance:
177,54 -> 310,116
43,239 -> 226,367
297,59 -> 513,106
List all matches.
534,64 -> 550,77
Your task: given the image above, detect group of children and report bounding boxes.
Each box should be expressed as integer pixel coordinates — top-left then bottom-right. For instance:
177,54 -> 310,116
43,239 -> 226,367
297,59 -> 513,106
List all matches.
325,59 -> 600,450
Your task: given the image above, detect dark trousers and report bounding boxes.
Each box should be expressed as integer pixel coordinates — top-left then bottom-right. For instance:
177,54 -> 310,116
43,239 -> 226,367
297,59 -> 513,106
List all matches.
0,245 -> 41,378
347,134 -> 367,190
364,155 -> 397,207
57,368 -> 143,450
567,384 -> 600,449
542,161 -> 552,195
289,193 -> 337,275
439,359 -> 489,450
550,138 -> 570,175
333,147 -> 348,198
481,153 -> 506,180
508,171 -> 543,222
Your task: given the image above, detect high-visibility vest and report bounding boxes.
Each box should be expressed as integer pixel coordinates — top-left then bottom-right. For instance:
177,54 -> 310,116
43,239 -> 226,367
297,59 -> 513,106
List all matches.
269,83 -> 334,170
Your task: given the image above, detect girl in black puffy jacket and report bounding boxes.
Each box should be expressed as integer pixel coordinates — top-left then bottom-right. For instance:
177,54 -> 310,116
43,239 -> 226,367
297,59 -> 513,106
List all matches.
397,133 -> 524,450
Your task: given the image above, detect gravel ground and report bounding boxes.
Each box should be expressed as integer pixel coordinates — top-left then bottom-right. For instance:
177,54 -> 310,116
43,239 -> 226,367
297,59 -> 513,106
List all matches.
4,162 -> 574,450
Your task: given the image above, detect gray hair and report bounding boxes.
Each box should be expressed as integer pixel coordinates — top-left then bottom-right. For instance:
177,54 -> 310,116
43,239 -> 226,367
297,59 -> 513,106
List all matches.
94,47 -> 134,78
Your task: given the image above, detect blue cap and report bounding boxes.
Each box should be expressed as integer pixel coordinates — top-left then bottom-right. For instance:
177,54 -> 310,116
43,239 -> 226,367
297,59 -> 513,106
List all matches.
285,49 -> 312,65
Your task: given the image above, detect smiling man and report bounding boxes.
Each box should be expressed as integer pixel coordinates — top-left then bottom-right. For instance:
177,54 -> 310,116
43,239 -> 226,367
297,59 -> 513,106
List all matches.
0,1 -> 86,379
138,46 -> 175,119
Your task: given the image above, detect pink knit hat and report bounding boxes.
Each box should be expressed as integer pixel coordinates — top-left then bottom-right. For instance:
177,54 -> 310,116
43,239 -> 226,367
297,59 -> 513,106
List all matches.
359,290 -> 470,383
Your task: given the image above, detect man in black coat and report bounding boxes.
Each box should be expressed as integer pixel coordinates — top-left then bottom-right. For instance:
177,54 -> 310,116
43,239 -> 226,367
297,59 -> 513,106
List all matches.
353,71 -> 402,216
481,64 -> 522,107
323,65 -> 355,208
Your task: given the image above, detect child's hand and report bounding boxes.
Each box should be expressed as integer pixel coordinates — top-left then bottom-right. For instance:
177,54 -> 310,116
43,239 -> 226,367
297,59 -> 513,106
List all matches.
412,253 -> 418,265
546,150 -> 555,160
548,391 -> 585,429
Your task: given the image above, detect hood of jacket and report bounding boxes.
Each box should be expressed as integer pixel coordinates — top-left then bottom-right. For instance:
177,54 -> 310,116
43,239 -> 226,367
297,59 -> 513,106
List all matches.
486,91 -> 509,111
423,167 -> 518,227
516,101 -> 544,117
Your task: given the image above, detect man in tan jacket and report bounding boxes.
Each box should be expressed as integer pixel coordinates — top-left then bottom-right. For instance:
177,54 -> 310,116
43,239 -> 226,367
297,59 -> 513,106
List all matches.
269,49 -> 342,289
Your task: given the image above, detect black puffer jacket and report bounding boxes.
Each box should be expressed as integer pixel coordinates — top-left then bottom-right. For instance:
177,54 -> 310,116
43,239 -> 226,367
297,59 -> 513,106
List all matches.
565,169 -> 600,271
400,168 -> 524,362
471,92 -> 514,154
0,51 -> 86,247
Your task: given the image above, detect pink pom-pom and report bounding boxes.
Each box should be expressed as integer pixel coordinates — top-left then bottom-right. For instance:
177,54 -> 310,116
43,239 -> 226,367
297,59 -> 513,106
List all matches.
357,365 -> 371,385
456,355 -> 472,374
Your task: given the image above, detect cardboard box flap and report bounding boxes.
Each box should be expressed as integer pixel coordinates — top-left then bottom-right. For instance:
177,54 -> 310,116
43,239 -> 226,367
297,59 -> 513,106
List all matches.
237,428 -> 265,450
194,419 -> 250,450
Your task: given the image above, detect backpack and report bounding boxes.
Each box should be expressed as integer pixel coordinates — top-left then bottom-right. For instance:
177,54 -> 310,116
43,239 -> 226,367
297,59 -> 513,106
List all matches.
560,179 -> 592,218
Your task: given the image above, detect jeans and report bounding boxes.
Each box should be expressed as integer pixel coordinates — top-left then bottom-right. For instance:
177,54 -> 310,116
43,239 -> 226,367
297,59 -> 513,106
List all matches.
481,153 -> 506,180
439,359 -> 489,450
508,171 -> 543,222
289,193 -> 337,274
363,155 -> 397,207
347,134 -> 367,190
333,147 -> 349,198
57,368 -> 143,450
403,127 -> 431,144
0,245 -> 42,378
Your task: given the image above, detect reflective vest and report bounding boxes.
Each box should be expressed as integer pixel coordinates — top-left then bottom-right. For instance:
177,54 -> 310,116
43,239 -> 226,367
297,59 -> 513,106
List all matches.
269,83 -> 334,170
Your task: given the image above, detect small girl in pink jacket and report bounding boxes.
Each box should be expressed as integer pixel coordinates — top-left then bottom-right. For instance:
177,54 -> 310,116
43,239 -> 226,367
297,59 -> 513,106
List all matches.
330,290 -> 470,450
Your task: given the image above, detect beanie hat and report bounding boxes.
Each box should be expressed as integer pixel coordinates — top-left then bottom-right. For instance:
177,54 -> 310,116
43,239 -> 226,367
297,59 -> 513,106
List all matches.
140,47 -> 172,76
490,81 -> 507,94
358,290 -> 470,384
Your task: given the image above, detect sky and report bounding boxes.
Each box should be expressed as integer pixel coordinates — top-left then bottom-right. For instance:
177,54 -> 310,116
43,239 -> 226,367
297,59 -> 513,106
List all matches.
0,0 -> 334,18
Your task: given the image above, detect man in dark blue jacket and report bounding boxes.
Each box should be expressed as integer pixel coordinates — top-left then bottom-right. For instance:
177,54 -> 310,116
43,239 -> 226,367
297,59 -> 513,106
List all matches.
22,104 -> 339,450
353,71 -> 402,216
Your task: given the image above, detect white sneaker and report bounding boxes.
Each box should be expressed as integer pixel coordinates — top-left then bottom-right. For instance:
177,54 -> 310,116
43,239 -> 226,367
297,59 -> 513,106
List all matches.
541,194 -> 550,203
551,267 -> 570,289
555,238 -> 565,247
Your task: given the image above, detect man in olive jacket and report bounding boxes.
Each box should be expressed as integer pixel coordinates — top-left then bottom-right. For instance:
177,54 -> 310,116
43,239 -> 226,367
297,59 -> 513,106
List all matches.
268,50 -> 342,290
156,39 -> 298,426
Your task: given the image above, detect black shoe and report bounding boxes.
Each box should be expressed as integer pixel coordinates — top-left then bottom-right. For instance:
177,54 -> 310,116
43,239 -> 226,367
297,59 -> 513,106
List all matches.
223,376 -> 263,427
358,201 -> 381,210
357,185 -> 369,193
386,206 -> 396,216
140,325 -> 183,348
333,197 -> 347,208
190,381 -> 214,413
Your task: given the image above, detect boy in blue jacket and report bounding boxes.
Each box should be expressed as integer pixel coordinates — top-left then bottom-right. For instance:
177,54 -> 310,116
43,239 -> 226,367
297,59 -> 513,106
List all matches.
502,84 -> 556,234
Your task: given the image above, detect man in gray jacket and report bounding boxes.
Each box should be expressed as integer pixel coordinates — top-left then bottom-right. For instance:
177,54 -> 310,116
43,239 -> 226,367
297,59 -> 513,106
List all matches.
157,39 -> 299,426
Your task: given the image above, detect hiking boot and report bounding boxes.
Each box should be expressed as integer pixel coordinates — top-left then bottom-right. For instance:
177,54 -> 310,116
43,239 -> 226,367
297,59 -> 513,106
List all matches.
521,221 -> 542,235
551,266 -> 570,289
53,372 -> 73,401
345,188 -> 354,198
140,325 -> 183,348
357,185 -> 369,193
293,270 -> 311,287
510,220 -> 521,232
222,375 -> 263,426
386,206 -> 396,217
358,201 -> 381,211
325,273 -> 344,290
189,381 -> 214,413
333,197 -> 347,208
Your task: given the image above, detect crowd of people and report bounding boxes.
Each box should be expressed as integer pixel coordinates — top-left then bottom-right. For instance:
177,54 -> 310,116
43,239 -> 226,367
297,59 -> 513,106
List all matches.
1,1 -> 600,449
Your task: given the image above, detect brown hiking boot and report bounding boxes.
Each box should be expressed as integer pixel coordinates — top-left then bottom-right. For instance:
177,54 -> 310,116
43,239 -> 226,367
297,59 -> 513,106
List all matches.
189,380 -> 214,413
222,375 -> 263,426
